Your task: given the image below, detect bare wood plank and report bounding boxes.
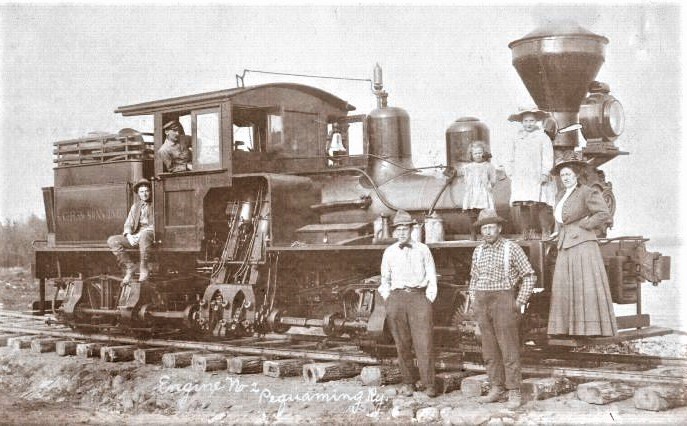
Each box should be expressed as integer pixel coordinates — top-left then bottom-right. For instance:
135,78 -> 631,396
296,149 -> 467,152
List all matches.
302,362 -> 363,383
550,367 -> 687,387
228,356 -> 264,374
360,365 -> 402,386
76,343 -> 103,358
192,353 -> 228,372
634,385 -> 687,411
162,351 -> 198,368
576,381 -> 635,405
263,359 -> 309,378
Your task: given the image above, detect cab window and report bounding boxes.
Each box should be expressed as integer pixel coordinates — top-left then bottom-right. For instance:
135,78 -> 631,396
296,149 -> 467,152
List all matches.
162,109 -> 221,172
194,109 -> 220,169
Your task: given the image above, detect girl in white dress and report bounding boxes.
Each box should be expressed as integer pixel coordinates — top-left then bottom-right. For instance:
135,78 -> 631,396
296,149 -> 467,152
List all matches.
462,141 -> 496,239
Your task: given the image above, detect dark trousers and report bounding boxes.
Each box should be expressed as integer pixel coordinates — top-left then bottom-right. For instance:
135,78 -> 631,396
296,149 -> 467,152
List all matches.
474,289 -> 521,390
386,290 -> 435,390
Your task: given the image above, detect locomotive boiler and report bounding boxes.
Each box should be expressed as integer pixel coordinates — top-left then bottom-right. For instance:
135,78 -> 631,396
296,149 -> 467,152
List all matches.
33,22 -> 670,351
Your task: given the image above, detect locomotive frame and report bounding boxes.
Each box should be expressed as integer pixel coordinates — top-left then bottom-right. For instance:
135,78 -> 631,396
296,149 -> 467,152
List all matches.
33,22 -> 671,352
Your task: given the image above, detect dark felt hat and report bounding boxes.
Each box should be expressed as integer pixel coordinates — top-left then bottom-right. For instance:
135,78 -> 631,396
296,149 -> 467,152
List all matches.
392,209 -> 416,228
132,178 -> 151,192
163,120 -> 183,131
551,151 -> 587,175
473,209 -> 507,228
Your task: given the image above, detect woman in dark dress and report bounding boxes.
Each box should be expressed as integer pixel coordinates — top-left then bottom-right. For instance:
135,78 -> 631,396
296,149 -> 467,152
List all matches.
547,155 -> 617,336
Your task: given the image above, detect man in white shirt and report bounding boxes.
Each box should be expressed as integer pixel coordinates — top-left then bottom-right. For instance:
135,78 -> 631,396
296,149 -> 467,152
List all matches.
378,210 -> 438,397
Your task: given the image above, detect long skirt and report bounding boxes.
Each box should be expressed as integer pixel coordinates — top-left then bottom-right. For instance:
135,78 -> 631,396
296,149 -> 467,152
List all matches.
547,240 -> 618,336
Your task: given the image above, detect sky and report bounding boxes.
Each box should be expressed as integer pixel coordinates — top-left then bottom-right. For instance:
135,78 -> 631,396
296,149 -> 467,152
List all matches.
0,3 -> 684,243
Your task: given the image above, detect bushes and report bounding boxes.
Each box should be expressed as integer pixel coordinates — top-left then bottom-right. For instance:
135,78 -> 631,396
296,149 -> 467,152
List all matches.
0,215 -> 46,267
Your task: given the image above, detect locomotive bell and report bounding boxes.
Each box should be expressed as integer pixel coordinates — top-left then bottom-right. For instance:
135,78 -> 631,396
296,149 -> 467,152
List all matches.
509,21 -> 609,150
445,117 -> 490,165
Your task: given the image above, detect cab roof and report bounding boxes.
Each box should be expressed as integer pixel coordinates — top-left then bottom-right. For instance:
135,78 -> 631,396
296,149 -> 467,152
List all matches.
115,83 -> 356,116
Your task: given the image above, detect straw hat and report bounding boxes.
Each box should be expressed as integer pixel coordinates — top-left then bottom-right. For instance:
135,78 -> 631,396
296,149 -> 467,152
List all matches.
508,107 -> 551,122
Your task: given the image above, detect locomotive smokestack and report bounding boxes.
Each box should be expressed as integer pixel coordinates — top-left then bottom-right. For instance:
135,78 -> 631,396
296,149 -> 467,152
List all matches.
509,21 -> 608,152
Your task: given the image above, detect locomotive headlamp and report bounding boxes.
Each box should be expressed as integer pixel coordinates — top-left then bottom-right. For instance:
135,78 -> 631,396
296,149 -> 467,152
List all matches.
579,81 -> 625,143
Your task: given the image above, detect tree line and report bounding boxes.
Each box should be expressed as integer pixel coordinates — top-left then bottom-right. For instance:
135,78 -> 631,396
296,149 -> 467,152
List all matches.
0,215 -> 47,267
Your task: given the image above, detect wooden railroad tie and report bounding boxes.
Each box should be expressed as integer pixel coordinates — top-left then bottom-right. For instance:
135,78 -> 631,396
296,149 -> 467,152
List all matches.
7,335 -> 39,350
435,370 -> 475,394
634,385 -> 687,411
228,356 -> 264,374
263,358 -> 310,378
56,341 -> 81,356
302,362 -> 363,384
521,377 -> 577,402
0,333 -> 20,346
576,381 -> 635,405
461,374 -> 491,397
134,347 -> 170,365
192,353 -> 228,372
162,351 -> 198,369
101,345 -> 138,362
360,365 -> 403,386
76,343 -> 103,358
30,337 -> 62,353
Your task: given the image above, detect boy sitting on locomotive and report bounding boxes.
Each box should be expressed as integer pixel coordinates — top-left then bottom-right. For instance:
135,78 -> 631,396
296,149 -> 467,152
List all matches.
106,178 -> 154,283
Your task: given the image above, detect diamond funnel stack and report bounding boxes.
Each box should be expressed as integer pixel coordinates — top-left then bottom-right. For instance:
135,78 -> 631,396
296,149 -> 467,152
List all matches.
509,21 -> 608,151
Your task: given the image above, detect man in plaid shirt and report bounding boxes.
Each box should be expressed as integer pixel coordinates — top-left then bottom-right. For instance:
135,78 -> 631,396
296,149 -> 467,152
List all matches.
469,209 -> 536,409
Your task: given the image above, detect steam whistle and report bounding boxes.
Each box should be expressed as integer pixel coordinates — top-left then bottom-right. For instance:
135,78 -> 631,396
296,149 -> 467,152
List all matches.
372,63 -> 388,108
373,213 -> 392,244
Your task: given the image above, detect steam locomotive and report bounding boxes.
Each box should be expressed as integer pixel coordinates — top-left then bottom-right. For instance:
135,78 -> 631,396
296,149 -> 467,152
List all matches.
34,22 -> 671,351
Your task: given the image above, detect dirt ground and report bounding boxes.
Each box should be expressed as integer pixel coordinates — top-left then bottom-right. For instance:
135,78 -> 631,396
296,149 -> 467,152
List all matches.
1,267 -> 687,425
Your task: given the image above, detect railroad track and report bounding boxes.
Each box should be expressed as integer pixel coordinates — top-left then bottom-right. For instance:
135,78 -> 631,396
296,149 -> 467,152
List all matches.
1,309 -> 686,413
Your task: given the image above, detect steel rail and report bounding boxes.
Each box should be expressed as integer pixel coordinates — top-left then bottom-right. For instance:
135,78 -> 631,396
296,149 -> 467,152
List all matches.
0,324 -> 382,364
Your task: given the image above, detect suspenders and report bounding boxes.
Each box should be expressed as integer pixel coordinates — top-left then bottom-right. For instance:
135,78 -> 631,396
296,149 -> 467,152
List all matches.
475,241 -> 511,280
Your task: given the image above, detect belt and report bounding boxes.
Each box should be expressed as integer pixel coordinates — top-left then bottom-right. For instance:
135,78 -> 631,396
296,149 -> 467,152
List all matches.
393,286 -> 426,293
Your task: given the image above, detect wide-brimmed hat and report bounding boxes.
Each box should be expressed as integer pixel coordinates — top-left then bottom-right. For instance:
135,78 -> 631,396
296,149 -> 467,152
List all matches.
132,178 -> 151,192
551,151 -> 588,175
163,120 -> 183,131
508,107 -> 551,123
473,209 -> 507,228
392,209 -> 416,228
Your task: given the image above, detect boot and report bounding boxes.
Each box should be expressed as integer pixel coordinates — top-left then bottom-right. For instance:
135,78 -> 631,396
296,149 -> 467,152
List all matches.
139,257 -> 150,282
398,384 -> 414,397
506,389 -> 522,409
115,252 -> 136,284
478,386 -> 505,403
